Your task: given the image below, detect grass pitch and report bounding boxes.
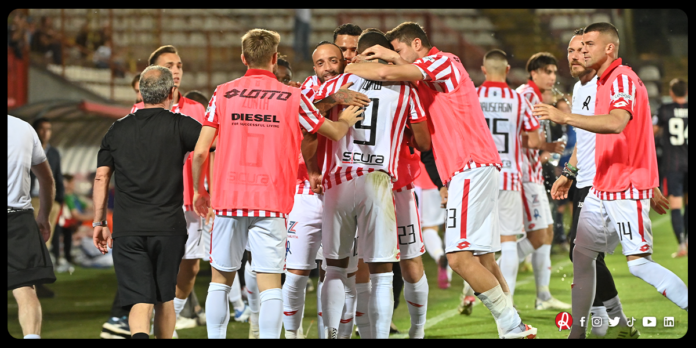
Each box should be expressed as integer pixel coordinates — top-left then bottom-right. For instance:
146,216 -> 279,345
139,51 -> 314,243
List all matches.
7,211 -> 687,338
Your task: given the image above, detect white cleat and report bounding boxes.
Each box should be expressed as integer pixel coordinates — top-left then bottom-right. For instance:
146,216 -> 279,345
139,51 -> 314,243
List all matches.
175,316 -> 198,330
501,324 -> 537,339
535,296 -> 572,310
249,323 -> 260,339
285,327 -> 305,339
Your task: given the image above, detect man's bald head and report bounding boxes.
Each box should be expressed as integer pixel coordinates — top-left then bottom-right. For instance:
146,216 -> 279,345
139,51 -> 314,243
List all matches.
584,22 -> 620,55
482,49 -> 509,76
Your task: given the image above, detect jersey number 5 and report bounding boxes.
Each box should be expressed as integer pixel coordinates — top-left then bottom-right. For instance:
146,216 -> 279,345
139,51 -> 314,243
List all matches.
485,118 -> 509,154
353,98 -> 380,146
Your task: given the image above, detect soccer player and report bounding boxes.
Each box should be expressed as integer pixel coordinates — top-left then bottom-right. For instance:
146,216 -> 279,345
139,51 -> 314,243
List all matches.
334,23 -> 362,65
308,30 -> 430,339
274,55 -> 301,87
346,21 -> 537,338
535,22 -> 689,339
131,73 -> 142,103
476,49 -> 541,309
551,28 -> 634,338
129,45 -> 211,329
654,78 -> 688,258
515,52 -> 570,311
190,28 -> 363,339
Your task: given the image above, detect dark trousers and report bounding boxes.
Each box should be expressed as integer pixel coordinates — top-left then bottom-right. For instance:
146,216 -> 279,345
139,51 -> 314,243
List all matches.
51,225 -> 74,263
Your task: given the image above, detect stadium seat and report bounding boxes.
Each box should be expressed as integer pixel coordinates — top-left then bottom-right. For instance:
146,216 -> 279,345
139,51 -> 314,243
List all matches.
592,13 -> 611,24
639,65 -> 661,82
475,17 -> 495,31
549,16 -> 571,30
571,15 -> 590,28
645,82 -> 660,98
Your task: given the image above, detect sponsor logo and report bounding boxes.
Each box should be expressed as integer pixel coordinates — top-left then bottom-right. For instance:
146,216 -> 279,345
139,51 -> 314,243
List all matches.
407,300 -> 424,308
578,202 -> 583,208
613,101 -> 628,108
529,223 -> 535,229
611,92 -> 633,101
640,244 -> 650,252
231,113 -> 281,123
396,251 -> 401,260
228,172 -> 271,186
532,194 -> 539,204
283,310 -> 298,316
457,241 -> 470,249
342,152 -> 385,165
420,245 -> 426,253
643,317 -> 656,327
224,88 -> 292,100
287,221 -> 298,234
340,318 -> 353,324
555,312 -> 572,331
502,160 -> 512,168
422,56 -> 435,63
355,312 -> 365,317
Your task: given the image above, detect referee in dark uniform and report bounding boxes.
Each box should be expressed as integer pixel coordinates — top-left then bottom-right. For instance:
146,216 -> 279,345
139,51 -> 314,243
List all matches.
654,78 -> 689,258
92,65 -> 202,339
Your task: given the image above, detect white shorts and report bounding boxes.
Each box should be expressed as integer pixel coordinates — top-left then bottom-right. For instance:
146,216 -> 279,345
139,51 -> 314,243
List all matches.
444,166 -> 501,255
394,187 -> 425,260
323,171 -> 399,263
202,216 -> 212,262
575,190 -> 654,256
285,194 -> 323,270
317,242 -> 360,274
414,186 -> 446,228
210,215 -> 287,273
498,190 -> 524,236
521,182 -> 553,232
183,210 -> 205,260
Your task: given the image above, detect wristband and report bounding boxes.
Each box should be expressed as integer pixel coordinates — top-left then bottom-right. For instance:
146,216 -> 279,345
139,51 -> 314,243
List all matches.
566,162 -> 578,173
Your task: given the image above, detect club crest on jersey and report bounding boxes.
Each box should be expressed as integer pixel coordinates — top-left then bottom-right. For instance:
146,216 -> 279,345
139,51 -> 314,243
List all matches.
342,152 -> 385,165
224,88 -> 292,101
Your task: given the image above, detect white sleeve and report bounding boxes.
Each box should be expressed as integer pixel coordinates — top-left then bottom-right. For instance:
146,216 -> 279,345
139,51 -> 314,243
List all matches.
30,126 -> 47,166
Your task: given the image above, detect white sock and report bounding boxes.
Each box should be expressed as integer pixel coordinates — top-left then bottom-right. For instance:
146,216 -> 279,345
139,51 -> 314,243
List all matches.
321,266 -> 348,337
476,285 -> 521,336
590,305 -> 610,336
603,295 -> 629,327
23,334 -> 40,339
355,281 -> 372,338
258,288 -> 283,338
282,272 -> 309,332
404,272 -> 428,339
532,244 -> 552,301
206,282 -> 231,338
229,273 -> 245,312
338,275 -> 357,338
316,280 -> 325,339
446,265 -> 453,282
499,241 -> 519,298
244,263 -> 260,314
463,280 -> 475,297
628,257 -> 689,310
517,237 -> 535,263
369,272 -> 394,339
422,228 -> 444,262
173,296 -> 187,319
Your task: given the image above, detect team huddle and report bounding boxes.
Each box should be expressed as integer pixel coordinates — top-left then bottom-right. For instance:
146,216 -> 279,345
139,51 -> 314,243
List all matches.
94,20 -> 687,339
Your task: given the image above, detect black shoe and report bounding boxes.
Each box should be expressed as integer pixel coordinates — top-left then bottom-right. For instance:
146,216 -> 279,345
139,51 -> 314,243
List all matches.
35,284 -> 55,298
390,322 -> 401,334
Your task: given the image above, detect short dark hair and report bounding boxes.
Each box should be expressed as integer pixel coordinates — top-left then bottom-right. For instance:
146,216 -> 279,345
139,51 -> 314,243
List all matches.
385,22 -> 431,48
63,173 -> 74,183
584,22 -> 619,41
484,49 -> 507,62
526,52 -> 558,78
184,90 -> 209,107
148,45 -> 178,66
574,27 -> 585,35
32,117 -> 50,131
357,30 -> 393,54
277,55 -> 291,71
333,23 -> 362,42
670,78 -> 688,97
131,73 -> 141,89
314,40 -> 343,56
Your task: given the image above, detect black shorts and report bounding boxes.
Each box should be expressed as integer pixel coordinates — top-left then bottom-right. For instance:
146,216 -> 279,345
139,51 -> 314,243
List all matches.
7,210 -> 56,291
112,235 -> 186,307
568,185 -> 591,252
662,171 -> 688,197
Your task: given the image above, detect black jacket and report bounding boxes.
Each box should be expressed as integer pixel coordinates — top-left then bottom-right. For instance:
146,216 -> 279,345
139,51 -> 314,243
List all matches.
30,144 -> 64,204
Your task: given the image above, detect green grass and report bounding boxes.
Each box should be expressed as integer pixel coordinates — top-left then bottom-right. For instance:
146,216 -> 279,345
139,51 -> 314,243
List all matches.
7,211 -> 687,338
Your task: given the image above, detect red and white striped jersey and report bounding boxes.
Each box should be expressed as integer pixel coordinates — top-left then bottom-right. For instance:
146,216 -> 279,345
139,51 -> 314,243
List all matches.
314,73 -> 427,190
301,75 -> 321,102
477,81 -> 539,191
516,80 -> 544,184
130,93 -> 206,212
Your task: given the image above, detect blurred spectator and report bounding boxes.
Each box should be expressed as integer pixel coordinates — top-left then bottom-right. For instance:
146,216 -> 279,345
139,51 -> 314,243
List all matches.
53,174 -> 94,273
74,22 -> 109,60
93,38 -> 127,78
293,9 -> 311,62
8,10 -> 29,59
30,118 -> 64,249
30,16 -> 62,65
131,73 -> 142,103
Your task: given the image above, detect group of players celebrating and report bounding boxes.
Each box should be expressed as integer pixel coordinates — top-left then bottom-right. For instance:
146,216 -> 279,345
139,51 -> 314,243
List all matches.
114,19 -> 688,339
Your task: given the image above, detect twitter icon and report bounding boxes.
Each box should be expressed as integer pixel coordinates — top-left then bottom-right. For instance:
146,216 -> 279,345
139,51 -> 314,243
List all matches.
608,317 -> 620,327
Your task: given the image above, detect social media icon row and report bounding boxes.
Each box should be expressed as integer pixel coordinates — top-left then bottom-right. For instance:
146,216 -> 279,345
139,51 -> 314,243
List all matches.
558,312 -> 676,330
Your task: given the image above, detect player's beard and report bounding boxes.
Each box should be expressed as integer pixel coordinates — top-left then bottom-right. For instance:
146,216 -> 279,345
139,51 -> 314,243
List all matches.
569,63 -> 589,79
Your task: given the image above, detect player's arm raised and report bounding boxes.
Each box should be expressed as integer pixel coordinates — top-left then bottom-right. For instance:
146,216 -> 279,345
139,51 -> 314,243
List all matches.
345,61 -> 424,82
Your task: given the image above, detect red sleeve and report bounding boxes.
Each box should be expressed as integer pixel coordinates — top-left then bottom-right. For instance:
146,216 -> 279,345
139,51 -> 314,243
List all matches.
521,95 -> 540,132
412,54 -> 461,92
608,74 -> 636,118
203,86 -> 220,128
298,93 -> 326,133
